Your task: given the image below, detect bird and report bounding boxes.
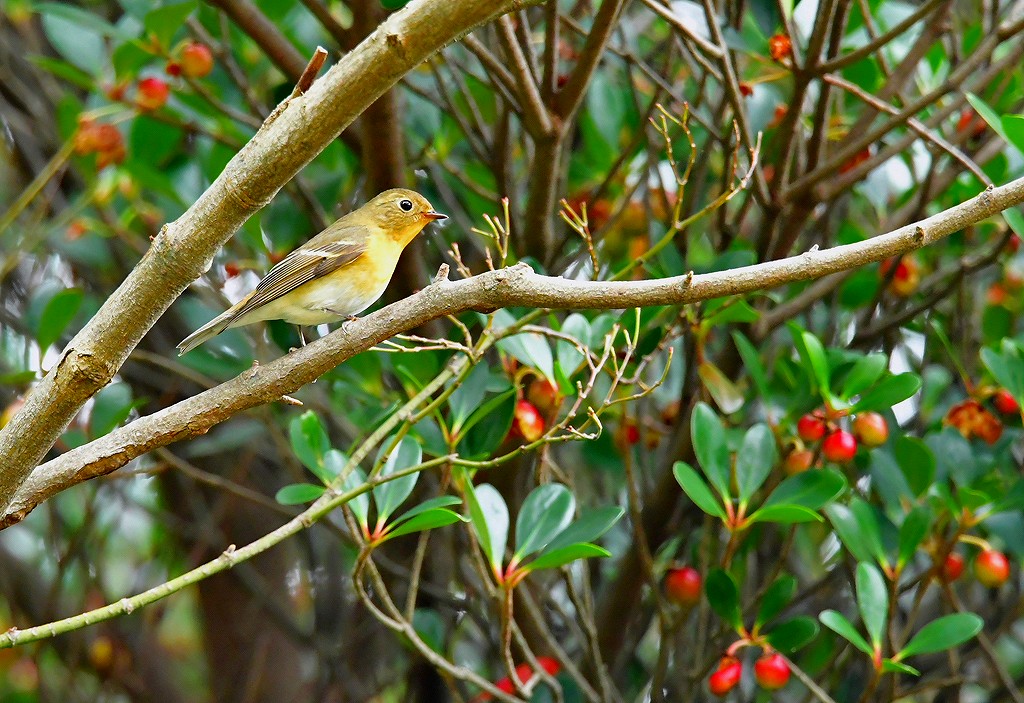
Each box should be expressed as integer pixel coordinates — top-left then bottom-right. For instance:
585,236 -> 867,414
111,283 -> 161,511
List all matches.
177,188 -> 447,355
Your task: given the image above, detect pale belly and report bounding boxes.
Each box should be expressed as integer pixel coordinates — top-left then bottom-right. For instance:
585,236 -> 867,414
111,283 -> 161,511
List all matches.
230,264 -> 395,327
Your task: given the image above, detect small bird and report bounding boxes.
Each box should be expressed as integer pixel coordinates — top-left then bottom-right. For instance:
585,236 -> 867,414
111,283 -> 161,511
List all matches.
177,188 -> 447,355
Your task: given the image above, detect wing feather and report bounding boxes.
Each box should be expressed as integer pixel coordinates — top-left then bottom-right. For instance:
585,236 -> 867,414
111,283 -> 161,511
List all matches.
229,226 -> 368,321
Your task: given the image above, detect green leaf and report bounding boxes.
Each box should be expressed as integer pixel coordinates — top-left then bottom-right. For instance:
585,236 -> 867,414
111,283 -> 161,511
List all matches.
850,498 -> 889,568
691,403 -> 731,499
732,330 -> 770,400
762,468 -> 846,511
144,1 -> 198,50
372,436 -> 423,524
557,313 -> 591,378
341,466 -> 370,529
456,387 -> 516,459
882,659 -> 919,676
541,506 -> 623,554
388,496 -> 463,528
981,340 -> 1024,403
497,329 -> 555,384
736,424 -> 777,504
819,610 -> 873,655
383,509 -> 467,540
37,288 -> 83,351
40,11 -> 104,73
966,93 -> 1011,143
412,608 -> 445,653
705,569 -> 742,630
289,411 -> 330,479
898,613 -> 984,658
766,617 -> 819,654
524,543 -> 610,572
673,462 -> 726,519
856,562 -> 888,649
852,373 -> 922,412
698,361 -> 746,415
841,353 -> 888,400
89,383 -> 134,438
747,504 -> 823,524
275,483 -> 325,505
465,483 -> 509,573
1005,207 -> 1024,239
756,575 -> 796,628
897,506 -> 931,569
35,2 -> 134,39
514,484 -> 575,559
826,504 -> 877,564
1003,116 -> 1024,154
447,363 -> 490,433
790,327 -> 832,401
894,436 -> 936,498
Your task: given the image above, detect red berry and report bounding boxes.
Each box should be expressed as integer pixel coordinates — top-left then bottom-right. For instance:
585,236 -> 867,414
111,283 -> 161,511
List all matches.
664,567 -> 702,606
768,33 -> 792,62
975,549 -> 1010,588
224,262 -> 241,278
165,61 -> 182,77
852,412 -> 889,448
822,429 -> 857,463
708,656 -> 742,696
526,378 -> 560,414
784,449 -> 814,475
940,552 -> 965,582
739,82 -> 753,97
136,77 -> 170,111
624,422 -> 641,446
1008,232 -> 1022,254
754,652 -> 791,690
797,414 -> 826,442
180,42 -> 214,78
993,389 -> 1020,415
513,400 -> 545,443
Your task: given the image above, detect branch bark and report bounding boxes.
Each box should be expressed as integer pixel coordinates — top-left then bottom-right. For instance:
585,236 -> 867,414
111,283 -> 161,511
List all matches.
0,0 -> 542,512
5,175 -> 1024,527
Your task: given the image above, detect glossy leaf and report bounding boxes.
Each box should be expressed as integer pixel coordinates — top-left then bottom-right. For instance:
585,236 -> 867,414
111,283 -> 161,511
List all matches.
756,575 -> 796,627
542,506 -> 623,554
389,496 -> 463,528
747,504 -> 823,524
514,484 -> 575,559
841,353 -> 888,400
819,610 -> 873,655
705,569 -> 742,630
826,504 -> 876,564
981,340 -> 1024,404
882,660 -> 920,676
497,328 -> 555,384
275,483 -> 326,505
36,288 -> 82,351
898,613 -> 983,658
557,313 -> 592,378
384,509 -> 467,540
790,326 -> 832,400
447,363 -> 490,433
766,616 -> 819,654
465,483 -> 509,573
761,468 -> 846,511
691,403 -> 732,499
856,562 -> 888,648
372,436 -> 423,524
851,373 -> 921,412
732,330 -> 770,400
341,466 -> 370,529
897,506 -> 931,569
895,436 -> 936,498
673,462 -> 726,519
736,424 -> 777,503
290,411 -> 330,479
698,361 -> 745,415
525,543 -> 610,572
89,382 -> 134,438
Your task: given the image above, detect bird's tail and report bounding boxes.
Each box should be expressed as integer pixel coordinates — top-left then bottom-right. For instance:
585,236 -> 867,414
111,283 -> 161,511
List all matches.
177,310 -> 235,355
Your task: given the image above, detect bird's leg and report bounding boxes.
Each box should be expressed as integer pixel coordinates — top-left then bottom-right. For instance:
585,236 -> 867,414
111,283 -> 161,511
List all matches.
320,307 -> 361,333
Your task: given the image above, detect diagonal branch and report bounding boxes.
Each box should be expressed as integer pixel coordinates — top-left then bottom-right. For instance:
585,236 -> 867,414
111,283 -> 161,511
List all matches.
0,0 -> 544,513
5,175 -> 1024,528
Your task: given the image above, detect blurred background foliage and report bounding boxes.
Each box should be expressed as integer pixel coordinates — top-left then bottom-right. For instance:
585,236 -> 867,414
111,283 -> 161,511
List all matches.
2,0 -> 1024,700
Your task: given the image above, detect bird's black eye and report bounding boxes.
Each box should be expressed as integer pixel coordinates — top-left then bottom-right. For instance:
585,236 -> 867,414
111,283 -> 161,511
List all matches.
398,199 -> 414,212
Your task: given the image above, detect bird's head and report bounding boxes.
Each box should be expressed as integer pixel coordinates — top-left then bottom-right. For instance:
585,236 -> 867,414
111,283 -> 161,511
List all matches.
363,188 -> 447,242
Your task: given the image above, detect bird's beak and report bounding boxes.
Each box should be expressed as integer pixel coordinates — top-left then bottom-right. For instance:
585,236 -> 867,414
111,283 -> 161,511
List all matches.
423,210 -> 448,221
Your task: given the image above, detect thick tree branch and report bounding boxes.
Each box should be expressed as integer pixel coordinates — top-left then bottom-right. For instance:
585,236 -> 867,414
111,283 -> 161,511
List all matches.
5,175 -> 1024,527
0,0 -> 542,512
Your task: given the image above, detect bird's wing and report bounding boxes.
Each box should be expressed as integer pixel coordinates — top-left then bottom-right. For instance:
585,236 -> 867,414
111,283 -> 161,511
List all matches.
230,225 -> 369,321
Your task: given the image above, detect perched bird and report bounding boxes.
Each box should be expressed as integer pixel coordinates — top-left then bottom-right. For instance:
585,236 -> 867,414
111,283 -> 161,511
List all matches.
177,188 -> 447,355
